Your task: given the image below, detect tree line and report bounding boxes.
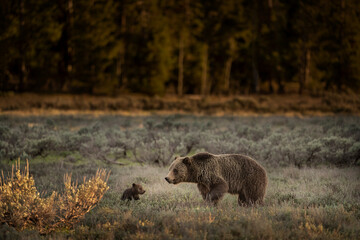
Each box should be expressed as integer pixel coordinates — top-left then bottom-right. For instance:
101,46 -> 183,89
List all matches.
1,0 -> 360,96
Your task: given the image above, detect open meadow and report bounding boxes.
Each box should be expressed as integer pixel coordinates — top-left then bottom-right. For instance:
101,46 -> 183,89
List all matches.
0,115 -> 359,239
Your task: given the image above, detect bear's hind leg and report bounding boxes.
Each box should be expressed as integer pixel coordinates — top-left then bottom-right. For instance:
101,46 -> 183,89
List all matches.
238,191 -> 249,207
238,189 -> 260,206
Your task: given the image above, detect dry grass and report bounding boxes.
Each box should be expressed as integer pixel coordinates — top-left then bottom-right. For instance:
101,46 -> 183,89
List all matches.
1,93 -> 359,116
74,164 -> 360,240
0,157 -> 359,239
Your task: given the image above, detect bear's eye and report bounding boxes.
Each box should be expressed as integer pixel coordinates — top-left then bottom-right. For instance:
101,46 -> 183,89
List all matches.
173,169 -> 178,175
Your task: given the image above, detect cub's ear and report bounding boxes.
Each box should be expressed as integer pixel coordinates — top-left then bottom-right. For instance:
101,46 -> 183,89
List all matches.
174,155 -> 180,160
132,183 -> 136,187
183,157 -> 192,165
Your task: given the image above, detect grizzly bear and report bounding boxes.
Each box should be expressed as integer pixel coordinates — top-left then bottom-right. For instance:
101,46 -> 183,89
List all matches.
121,183 -> 146,201
165,152 -> 268,206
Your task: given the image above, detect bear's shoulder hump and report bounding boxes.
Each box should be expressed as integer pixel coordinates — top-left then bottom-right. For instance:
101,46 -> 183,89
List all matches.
192,152 -> 213,161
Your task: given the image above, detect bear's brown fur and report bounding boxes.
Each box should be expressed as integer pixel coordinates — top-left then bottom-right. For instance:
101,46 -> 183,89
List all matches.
121,183 -> 146,201
165,152 -> 268,206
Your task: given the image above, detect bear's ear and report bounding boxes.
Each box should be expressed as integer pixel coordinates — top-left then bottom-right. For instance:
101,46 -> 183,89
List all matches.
174,155 -> 179,160
132,183 -> 136,187
183,157 -> 192,166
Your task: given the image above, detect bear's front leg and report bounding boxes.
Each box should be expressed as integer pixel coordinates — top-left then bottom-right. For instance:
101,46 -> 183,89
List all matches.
208,180 -> 229,206
134,194 -> 140,200
197,183 -> 210,200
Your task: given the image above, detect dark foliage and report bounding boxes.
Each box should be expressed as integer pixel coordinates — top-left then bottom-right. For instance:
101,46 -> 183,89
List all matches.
1,1 -> 360,95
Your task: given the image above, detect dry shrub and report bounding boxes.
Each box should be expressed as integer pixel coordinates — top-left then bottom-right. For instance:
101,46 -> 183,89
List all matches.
0,160 -> 109,234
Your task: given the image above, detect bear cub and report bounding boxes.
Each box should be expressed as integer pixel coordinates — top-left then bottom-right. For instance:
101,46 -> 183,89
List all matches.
121,183 -> 146,201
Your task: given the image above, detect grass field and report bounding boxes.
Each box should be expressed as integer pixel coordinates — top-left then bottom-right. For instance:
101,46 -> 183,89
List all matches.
0,115 -> 359,239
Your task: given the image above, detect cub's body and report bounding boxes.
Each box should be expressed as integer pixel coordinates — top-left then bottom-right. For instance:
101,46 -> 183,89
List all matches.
121,183 -> 146,201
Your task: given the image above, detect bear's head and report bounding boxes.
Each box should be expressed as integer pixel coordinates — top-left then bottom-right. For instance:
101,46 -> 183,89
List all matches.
132,183 -> 146,194
165,156 -> 193,184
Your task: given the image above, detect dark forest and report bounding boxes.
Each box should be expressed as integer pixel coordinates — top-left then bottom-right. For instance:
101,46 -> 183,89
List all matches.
1,0 -> 360,96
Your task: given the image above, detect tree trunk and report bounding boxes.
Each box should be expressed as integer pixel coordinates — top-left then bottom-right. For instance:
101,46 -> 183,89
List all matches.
19,61 -> 27,92
277,78 -> 285,94
59,0 -> 73,92
178,33 -> 184,96
304,49 -> 311,93
117,11 -> 127,89
223,56 -> 232,95
338,0 -> 346,93
19,0 -> 27,92
201,44 -> 208,96
223,38 -> 235,95
251,0 -> 260,94
268,78 -> 274,93
299,45 -> 311,95
252,60 -> 260,93
116,52 -> 122,85
267,0 -> 273,94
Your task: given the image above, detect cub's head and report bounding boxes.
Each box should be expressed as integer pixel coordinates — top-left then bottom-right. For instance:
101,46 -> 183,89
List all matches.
165,156 -> 192,184
132,183 -> 146,194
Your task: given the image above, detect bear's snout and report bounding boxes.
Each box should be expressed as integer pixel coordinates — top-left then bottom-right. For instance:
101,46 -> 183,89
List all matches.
165,177 -> 170,183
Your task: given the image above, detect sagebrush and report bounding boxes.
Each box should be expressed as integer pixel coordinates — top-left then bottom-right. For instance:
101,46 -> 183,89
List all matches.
0,115 -> 359,167
0,160 -> 109,234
